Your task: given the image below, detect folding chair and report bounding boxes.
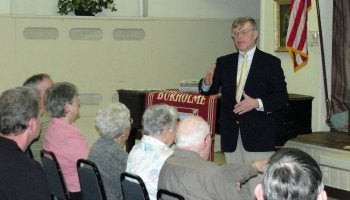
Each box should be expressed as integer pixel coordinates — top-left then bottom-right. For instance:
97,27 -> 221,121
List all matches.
120,172 -> 150,200
157,189 -> 185,200
77,159 -> 107,200
40,149 -> 70,200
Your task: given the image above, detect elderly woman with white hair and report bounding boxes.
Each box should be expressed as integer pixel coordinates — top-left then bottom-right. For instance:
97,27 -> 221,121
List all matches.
88,102 -> 132,200
126,104 -> 178,200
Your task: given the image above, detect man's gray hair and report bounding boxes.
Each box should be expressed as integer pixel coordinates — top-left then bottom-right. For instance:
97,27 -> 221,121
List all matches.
45,82 -> 78,118
142,104 -> 177,136
0,87 -> 39,135
231,16 -> 257,30
95,102 -> 131,139
23,73 -> 51,89
262,148 -> 324,200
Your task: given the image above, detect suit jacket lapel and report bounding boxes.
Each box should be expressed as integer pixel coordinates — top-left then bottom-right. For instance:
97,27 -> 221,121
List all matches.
232,53 -> 239,88
245,49 -> 261,89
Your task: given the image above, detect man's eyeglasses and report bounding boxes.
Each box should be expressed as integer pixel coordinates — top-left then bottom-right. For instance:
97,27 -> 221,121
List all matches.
205,134 -> 214,142
232,29 -> 255,38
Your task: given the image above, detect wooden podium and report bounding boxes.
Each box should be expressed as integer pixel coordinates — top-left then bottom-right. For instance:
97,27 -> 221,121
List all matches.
145,91 -> 218,161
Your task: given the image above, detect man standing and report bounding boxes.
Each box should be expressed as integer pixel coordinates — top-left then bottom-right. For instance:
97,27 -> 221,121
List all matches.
0,87 -> 50,199
158,116 -> 265,200
199,16 -> 288,196
23,73 -> 54,163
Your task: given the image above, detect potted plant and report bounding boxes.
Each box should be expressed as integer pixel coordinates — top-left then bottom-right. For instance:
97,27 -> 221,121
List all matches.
58,0 -> 117,16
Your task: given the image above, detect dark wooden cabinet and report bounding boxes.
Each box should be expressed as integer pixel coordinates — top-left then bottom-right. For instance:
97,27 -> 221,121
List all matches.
273,93 -> 314,146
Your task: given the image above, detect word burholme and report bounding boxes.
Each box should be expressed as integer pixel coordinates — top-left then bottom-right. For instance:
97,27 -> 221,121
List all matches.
156,92 -> 206,105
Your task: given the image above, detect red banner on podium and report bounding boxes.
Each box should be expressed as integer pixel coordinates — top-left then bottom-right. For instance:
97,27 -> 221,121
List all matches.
145,91 -> 218,160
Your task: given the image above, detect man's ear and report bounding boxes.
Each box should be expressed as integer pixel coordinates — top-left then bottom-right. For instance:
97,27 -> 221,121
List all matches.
27,118 -> 35,131
317,190 -> 328,200
64,102 -> 72,115
204,134 -> 212,148
254,30 -> 259,42
254,184 -> 264,200
26,118 -> 39,138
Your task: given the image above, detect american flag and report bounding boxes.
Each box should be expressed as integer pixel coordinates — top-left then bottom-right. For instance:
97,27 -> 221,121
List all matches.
286,0 -> 312,72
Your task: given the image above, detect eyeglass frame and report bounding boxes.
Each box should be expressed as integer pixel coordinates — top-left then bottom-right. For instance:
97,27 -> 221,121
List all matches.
231,28 -> 256,38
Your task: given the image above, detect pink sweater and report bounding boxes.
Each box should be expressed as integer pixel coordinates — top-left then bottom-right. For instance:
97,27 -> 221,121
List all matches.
43,118 -> 89,192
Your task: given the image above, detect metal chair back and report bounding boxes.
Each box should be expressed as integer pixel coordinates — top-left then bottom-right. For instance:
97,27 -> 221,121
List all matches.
41,149 -> 70,200
120,172 -> 150,200
77,159 -> 107,200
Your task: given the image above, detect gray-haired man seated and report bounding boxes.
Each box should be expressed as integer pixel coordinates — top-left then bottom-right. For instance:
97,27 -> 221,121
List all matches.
0,87 -> 50,199
254,148 -> 328,200
158,116 -> 265,200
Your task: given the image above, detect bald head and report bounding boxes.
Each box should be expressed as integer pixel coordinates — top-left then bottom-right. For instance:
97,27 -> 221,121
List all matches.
175,116 -> 210,148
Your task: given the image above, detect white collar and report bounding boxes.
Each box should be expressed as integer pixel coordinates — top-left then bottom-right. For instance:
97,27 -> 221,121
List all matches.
239,46 -> 256,57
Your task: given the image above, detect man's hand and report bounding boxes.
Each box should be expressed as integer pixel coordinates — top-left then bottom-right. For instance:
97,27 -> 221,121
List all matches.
203,63 -> 216,86
236,182 -> 241,191
233,92 -> 259,115
252,160 -> 268,173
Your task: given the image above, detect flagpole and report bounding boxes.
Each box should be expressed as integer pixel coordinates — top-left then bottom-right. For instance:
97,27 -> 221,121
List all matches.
315,0 -> 334,130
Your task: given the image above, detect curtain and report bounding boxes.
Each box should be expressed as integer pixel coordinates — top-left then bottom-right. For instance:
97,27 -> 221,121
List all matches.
331,0 -> 350,114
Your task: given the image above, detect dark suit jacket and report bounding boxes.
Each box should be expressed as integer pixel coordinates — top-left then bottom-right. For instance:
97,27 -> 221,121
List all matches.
199,49 -> 288,152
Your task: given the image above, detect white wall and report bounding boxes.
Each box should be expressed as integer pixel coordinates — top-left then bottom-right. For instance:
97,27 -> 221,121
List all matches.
0,16 -> 234,145
147,0 -> 260,19
3,0 -> 260,19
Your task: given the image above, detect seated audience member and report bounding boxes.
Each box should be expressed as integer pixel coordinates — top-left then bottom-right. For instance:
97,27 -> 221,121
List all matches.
158,116 -> 265,200
254,148 -> 328,200
126,104 -> 178,200
23,73 -> 54,163
88,102 -> 132,200
0,87 -> 50,199
43,82 -> 89,200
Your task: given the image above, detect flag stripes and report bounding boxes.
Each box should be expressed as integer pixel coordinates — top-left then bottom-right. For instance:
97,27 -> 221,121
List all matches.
286,0 -> 311,72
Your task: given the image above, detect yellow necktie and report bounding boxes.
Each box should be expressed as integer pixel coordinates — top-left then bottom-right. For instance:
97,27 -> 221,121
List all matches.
236,54 -> 248,102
